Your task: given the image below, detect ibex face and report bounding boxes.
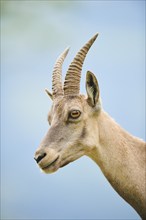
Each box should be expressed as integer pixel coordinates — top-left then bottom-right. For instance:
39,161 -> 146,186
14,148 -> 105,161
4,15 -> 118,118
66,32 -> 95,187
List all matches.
34,34 -> 101,173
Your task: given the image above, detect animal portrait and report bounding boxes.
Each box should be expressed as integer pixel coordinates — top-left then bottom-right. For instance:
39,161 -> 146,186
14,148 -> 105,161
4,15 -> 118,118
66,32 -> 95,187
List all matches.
34,34 -> 146,219
1,2 -> 145,220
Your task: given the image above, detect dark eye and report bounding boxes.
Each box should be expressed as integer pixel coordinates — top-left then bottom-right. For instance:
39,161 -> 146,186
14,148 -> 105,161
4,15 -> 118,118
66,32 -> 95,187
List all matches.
69,110 -> 81,119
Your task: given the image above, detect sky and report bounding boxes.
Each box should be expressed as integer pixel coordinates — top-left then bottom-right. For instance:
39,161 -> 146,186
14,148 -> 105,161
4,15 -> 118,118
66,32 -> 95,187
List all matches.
1,1 -> 145,219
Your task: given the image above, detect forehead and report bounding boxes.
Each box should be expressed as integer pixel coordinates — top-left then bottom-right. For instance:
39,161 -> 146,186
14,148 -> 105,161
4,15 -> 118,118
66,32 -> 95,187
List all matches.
53,95 -> 85,113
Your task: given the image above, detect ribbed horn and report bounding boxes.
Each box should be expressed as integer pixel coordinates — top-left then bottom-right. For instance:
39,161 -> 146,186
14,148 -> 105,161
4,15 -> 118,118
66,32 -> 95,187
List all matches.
64,33 -> 98,96
52,47 -> 69,99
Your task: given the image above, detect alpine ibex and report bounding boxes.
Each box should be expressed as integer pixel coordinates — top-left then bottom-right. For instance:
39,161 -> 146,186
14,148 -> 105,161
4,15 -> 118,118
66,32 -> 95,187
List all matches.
34,34 -> 146,219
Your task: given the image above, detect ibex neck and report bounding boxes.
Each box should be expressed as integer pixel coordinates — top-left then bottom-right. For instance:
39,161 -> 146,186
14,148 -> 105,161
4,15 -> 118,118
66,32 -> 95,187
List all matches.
88,111 -> 146,219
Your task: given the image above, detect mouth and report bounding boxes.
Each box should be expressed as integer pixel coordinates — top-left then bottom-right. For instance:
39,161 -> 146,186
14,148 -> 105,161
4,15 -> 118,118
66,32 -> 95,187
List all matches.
42,156 -> 60,171
40,155 -> 75,174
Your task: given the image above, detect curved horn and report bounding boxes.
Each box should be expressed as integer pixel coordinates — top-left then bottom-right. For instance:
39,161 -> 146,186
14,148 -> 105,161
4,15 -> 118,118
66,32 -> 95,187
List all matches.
52,47 -> 69,99
64,33 -> 98,96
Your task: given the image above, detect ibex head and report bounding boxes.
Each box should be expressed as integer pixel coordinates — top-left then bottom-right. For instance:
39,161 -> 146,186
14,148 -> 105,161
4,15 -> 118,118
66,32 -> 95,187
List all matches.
34,34 -> 101,173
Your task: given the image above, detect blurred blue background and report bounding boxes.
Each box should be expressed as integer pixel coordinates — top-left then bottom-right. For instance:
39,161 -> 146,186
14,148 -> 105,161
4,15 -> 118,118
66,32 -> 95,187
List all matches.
1,1 -> 145,219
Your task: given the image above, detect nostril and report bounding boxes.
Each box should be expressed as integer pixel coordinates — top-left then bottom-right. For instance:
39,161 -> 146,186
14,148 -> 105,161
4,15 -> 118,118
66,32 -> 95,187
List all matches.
34,152 -> 47,164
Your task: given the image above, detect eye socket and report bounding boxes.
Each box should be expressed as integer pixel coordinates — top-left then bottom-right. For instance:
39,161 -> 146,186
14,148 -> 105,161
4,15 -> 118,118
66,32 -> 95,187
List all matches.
69,110 -> 81,119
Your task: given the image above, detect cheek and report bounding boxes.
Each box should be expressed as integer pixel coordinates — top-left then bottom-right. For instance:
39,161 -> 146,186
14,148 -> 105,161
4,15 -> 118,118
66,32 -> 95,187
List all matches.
57,121 -> 86,148
77,119 -> 99,150
80,126 -> 87,139
71,124 -> 86,142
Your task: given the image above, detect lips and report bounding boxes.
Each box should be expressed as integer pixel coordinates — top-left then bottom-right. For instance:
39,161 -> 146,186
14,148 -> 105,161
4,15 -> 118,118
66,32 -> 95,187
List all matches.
40,156 -> 74,173
42,156 -> 59,170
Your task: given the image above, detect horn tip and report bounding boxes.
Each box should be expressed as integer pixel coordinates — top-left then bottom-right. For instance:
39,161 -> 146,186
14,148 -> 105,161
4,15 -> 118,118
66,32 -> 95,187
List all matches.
45,88 -> 51,95
65,46 -> 70,55
93,33 -> 99,41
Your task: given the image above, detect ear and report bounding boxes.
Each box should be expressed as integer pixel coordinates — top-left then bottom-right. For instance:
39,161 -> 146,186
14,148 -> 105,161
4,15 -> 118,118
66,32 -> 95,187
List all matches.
86,71 -> 100,107
45,88 -> 53,100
